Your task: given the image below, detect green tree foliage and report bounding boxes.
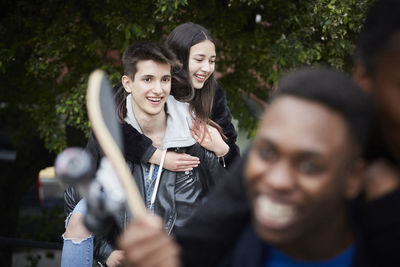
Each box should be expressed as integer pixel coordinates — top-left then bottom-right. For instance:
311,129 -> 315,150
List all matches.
1,0 -> 372,153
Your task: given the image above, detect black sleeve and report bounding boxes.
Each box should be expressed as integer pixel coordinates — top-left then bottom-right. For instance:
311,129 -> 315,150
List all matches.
93,234 -> 115,265
211,85 -> 240,168
86,122 -> 157,165
357,188 -> 400,266
174,152 -> 251,267
62,135 -> 94,216
85,133 -> 103,169
202,149 -> 227,191
64,185 -> 81,217
191,143 -> 228,194
122,123 -> 157,163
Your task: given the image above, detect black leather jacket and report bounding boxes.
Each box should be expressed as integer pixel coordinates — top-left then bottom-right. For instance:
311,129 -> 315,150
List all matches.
64,123 -> 227,265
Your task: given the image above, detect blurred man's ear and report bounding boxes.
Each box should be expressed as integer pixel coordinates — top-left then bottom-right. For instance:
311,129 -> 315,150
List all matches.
343,159 -> 366,200
353,63 -> 373,94
363,159 -> 400,201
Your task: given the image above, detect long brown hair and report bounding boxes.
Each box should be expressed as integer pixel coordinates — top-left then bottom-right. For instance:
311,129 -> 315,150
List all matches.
165,22 -> 226,139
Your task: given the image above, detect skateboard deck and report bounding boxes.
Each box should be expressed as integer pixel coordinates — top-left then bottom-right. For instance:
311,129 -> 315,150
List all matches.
86,69 -> 146,218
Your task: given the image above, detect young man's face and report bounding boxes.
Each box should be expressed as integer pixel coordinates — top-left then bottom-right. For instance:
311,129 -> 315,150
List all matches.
245,96 -> 361,247
123,60 -> 171,117
355,33 -> 400,133
188,40 -> 216,89
370,48 -> 400,131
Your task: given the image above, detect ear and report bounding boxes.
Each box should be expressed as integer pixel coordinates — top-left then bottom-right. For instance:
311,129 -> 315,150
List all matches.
121,75 -> 132,93
343,159 -> 366,200
363,159 -> 400,201
353,63 -> 373,94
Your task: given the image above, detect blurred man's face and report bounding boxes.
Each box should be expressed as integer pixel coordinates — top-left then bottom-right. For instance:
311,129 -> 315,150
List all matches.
245,96 -> 359,247
371,41 -> 400,131
355,33 -> 400,135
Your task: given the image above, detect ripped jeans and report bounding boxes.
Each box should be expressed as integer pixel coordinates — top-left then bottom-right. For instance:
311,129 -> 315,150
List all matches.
61,198 -> 94,267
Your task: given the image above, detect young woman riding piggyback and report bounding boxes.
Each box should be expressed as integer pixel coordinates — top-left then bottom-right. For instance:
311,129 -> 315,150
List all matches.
132,22 -> 240,172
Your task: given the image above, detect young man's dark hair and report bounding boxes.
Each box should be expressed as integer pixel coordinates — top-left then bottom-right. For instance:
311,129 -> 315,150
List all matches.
122,41 -> 180,80
274,67 -> 372,149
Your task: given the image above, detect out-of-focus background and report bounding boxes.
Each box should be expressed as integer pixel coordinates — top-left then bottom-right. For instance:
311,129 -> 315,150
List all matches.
0,0 -> 373,266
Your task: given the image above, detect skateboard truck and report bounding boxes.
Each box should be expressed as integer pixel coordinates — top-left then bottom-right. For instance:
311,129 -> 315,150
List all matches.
55,147 -> 125,234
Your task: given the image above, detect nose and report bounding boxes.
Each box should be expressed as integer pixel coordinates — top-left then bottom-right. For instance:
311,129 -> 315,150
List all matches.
201,61 -> 212,72
263,160 -> 294,193
152,81 -> 163,94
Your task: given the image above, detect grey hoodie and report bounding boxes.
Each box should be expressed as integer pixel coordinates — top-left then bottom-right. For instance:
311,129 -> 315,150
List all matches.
124,94 -> 196,149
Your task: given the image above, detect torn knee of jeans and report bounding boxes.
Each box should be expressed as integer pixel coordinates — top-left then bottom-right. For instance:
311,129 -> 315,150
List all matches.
62,233 -> 93,244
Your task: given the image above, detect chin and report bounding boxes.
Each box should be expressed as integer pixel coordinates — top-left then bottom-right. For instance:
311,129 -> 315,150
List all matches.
254,221 -> 297,245
193,84 -> 204,90
145,108 -> 163,116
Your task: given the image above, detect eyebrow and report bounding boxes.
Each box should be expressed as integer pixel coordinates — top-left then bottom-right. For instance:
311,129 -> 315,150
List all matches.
140,74 -> 171,78
257,137 -> 325,158
193,54 -> 216,58
295,151 -> 323,159
140,74 -> 154,79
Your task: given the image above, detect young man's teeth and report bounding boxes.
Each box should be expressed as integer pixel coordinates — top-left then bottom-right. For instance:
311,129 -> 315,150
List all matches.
258,196 -> 295,219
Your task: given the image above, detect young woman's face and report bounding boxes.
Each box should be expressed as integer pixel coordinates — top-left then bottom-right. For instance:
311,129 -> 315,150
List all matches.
188,40 -> 216,89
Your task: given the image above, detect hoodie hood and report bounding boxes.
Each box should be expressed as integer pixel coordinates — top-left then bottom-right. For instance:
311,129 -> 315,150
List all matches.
125,94 -> 196,149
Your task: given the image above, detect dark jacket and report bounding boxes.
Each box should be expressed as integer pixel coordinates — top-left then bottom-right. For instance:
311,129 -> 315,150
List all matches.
174,151 -> 251,267
217,224 -> 369,267
64,122 -> 227,265
211,85 -> 240,167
